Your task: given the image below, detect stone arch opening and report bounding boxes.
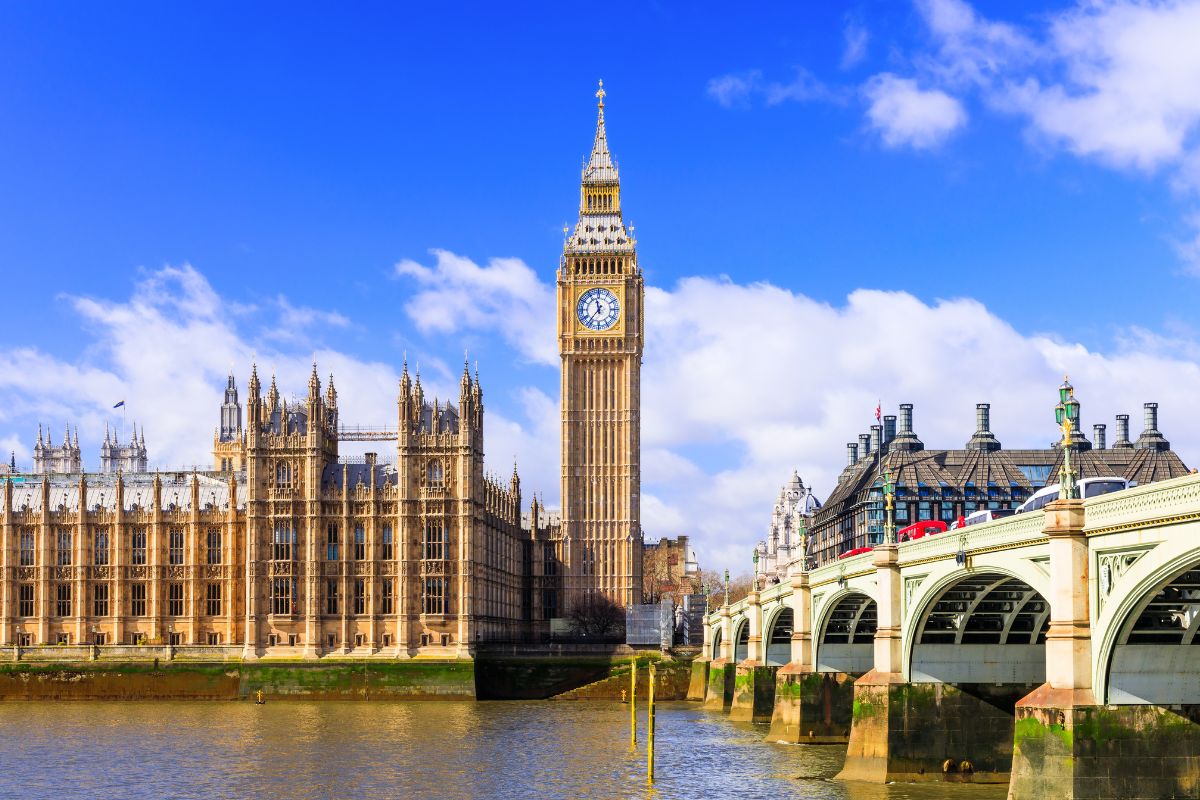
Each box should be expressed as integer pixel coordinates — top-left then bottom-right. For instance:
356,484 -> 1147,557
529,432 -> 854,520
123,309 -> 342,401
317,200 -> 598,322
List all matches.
733,619 -> 750,663
816,592 -> 876,674
711,627 -> 723,661
1107,561 -> 1200,704
911,571 -> 1048,684
765,607 -> 793,666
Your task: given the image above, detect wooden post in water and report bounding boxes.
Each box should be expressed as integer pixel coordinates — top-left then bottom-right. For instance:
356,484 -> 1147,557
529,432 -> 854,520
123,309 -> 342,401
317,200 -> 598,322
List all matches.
647,661 -> 656,783
630,659 -> 637,747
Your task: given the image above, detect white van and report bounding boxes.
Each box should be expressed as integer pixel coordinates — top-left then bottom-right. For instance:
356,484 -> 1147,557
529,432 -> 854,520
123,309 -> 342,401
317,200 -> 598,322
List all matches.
1014,477 -> 1129,514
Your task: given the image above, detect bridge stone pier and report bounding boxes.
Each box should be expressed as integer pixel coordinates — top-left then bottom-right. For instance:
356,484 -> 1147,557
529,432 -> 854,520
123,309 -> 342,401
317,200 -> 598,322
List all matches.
702,474 -> 1200,798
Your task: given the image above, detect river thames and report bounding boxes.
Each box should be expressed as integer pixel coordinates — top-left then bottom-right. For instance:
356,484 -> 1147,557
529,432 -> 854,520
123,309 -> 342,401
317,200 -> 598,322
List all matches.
0,700 -> 1009,800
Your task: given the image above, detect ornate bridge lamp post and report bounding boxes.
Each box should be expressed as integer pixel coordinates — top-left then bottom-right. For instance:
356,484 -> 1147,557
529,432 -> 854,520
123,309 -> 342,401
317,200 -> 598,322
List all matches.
752,549 -> 760,591
882,468 -> 897,545
1055,377 -> 1081,500
723,569 -> 730,607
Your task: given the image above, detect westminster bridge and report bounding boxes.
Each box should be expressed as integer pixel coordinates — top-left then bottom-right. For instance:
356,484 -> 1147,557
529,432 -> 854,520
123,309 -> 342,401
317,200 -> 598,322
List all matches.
696,472 -> 1200,799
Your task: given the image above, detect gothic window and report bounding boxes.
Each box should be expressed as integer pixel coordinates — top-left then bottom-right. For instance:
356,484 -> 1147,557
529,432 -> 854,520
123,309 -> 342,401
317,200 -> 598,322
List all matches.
381,525 -> 394,560
273,523 -> 295,561
130,583 -> 147,617
56,583 -> 72,617
57,529 -> 72,566
94,530 -> 110,566
275,461 -> 293,489
326,579 -> 339,615
423,577 -> 447,615
168,528 -> 184,565
271,577 -> 295,615
19,530 -> 34,567
326,523 -> 339,561
427,460 -> 445,489
423,521 -> 447,561
168,583 -> 184,616
131,529 -> 147,565
93,584 -> 109,617
18,584 -> 34,617
381,579 -> 394,615
206,583 -> 221,616
354,579 -> 366,615
207,529 -> 221,565
354,525 -> 366,560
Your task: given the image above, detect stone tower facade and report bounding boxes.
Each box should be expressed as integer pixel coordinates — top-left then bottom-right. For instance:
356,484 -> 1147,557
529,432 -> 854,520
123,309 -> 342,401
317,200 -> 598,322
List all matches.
557,82 -> 645,609
32,425 -> 81,474
100,424 -> 148,473
212,372 -> 245,473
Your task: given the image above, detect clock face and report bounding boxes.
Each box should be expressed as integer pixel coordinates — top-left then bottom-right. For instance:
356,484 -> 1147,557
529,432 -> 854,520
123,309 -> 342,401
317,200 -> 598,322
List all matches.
576,287 -> 621,331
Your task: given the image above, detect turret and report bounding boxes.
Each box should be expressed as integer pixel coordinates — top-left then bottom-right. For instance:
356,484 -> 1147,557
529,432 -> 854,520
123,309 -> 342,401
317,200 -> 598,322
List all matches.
219,372 -> 242,442
966,402 -> 1002,452
1113,414 -> 1133,449
1135,402 -> 1171,451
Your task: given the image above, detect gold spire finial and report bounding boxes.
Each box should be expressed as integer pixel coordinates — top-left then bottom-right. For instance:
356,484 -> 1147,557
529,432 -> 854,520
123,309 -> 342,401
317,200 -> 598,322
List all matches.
596,79 -> 606,110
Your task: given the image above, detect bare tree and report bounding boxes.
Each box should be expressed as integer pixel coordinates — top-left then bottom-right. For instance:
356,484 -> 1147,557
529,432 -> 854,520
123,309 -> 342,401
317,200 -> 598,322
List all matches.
567,595 -> 626,640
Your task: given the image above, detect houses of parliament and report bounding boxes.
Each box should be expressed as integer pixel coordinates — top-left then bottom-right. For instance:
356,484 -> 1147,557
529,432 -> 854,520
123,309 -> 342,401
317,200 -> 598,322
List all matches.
0,85 -> 645,657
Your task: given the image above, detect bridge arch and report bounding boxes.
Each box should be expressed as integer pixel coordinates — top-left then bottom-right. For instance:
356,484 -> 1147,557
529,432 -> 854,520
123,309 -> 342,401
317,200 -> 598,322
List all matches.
815,589 -> 876,674
904,564 -> 1049,684
1095,536 -> 1200,704
764,605 -> 793,666
711,626 -> 723,661
733,618 -> 750,662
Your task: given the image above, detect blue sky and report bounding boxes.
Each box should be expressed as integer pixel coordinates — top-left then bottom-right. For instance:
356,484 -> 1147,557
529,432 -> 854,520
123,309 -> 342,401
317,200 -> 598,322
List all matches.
4,1 -> 1200,571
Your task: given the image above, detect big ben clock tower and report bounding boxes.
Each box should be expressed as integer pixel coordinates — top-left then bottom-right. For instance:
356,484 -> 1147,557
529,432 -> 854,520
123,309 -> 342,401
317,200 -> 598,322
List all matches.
559,81 -> 644,608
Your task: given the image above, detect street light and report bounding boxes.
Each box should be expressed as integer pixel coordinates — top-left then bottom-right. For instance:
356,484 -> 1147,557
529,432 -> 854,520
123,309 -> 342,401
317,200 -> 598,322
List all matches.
882,467 -> 897,545
1056,376 -> 1080,500
723,568 -> 730,607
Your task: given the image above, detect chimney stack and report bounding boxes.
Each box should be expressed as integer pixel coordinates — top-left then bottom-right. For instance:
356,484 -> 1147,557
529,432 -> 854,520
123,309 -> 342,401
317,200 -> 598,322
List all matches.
899,404 -> 913,434
883,415 -> 897,449
859,433 -> 871,460
847,443 -> 858,466
1093,424 -> 1107,450
870,425 -> 882,456
966,402 -> 1001,452
1135,402 -> 1170,451
1113,414 -> 1132,449
891,403 -> 924,452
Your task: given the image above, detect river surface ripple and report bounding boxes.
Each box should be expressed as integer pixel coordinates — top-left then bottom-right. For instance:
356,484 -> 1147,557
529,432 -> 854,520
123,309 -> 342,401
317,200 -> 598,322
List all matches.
0,701 -> 1010,800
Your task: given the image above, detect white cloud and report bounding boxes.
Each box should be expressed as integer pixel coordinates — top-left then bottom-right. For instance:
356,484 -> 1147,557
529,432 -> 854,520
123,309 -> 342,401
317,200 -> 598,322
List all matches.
707,68 -> 835,109
841,20 -> 870,69
914,0 -> 1034,86
863,73 -> 968,149
394,249 -> 555,366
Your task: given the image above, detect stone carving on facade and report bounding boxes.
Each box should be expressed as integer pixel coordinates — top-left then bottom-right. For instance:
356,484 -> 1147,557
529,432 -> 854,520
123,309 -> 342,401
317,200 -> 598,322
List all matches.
1097,549 -> 1151,612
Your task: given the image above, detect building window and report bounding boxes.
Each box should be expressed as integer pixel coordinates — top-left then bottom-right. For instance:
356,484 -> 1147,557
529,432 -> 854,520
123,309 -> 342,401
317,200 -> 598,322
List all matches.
168,528 -> 184,565
132,529 -> 147,565
206,583 -> 222,616
275,461 -> 292,489
543,543 -> 557,576
130,583 -> 147,617
94,584 -> 110,617
427,459 -> 445,488
56,583 -> 72,617
271,578 -> 295,615
18,584 -> 34,617
381,579 -> 394,615
326,523 -> 339,561
382,525 -> 393,560
354,525 -> 365,560
543,590 -> 558,620
94,530 -> 110,566
57,529 -> 72,566
273,523 -> 295,561
423,521 -> 447,561
354,579 -> 366,615
19,530 -> 35,567
326,579 -> 339,615
207,529 -> 221,565
207,632 -> 221,645
56,633 -> 70,645
168,583 -> 184,616
423,577 -> 446,615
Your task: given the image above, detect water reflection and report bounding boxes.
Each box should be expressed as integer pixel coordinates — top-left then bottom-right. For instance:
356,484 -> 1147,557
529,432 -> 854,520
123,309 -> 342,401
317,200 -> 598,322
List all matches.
0,701 -> 1009,800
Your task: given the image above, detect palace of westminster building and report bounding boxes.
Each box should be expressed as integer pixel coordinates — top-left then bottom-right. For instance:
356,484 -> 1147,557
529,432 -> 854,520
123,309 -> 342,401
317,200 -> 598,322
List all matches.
0,84 -> 646,657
